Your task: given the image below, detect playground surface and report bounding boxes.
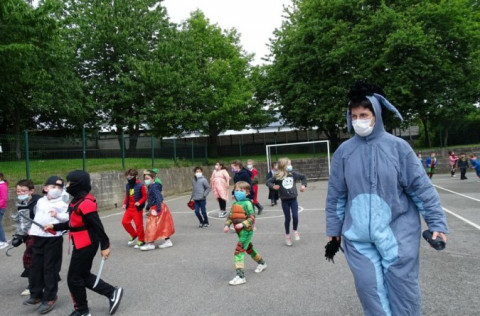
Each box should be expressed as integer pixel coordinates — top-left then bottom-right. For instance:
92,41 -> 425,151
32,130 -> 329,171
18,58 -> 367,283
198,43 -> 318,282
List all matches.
1,174 -> 479,315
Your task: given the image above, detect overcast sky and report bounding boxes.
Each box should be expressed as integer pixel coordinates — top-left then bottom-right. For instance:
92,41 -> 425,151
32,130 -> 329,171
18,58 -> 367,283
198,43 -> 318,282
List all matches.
162,0 -> 292,65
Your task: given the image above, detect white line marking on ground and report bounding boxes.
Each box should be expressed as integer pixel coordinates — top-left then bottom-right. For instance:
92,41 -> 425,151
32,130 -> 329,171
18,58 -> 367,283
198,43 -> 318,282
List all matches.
434,185 -> 480,203
443,207 -> 480,230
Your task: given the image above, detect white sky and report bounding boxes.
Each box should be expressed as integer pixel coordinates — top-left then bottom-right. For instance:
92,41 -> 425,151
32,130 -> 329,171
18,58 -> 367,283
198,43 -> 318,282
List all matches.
162,0 -> 292,65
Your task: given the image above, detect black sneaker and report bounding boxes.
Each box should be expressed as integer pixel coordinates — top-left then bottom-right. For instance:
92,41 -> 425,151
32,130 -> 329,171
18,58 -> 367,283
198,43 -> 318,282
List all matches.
109,287 -> 123,315
68,310 -> 91,316
38,298 -> 56,314
23,297 -> 41,306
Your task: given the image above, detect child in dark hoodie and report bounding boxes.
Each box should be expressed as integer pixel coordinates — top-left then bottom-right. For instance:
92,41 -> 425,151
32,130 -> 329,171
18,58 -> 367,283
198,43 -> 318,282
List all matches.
230,161 -> 253,200
190,167 -> 211,228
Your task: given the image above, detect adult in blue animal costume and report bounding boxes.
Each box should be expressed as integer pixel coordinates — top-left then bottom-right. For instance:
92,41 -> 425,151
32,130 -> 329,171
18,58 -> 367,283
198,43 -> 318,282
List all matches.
325,82 -> 448,316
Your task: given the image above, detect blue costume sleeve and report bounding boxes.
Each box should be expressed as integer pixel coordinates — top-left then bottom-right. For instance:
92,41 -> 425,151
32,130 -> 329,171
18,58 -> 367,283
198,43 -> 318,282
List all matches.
400,150 -> 449,233
325,146 -> 348,236
153,183 -> 164,213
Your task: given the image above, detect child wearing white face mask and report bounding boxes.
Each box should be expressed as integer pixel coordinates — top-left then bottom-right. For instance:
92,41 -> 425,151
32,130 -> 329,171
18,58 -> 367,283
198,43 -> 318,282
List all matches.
24,176 -> 68,314
190,167 -> 211,228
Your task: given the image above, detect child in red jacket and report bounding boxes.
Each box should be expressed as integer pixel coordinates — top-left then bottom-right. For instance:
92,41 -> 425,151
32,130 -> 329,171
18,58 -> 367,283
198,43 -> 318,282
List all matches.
121,169 -> 147,249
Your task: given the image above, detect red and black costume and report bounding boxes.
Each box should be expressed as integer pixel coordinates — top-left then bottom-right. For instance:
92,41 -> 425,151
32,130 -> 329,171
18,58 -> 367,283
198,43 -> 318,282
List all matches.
122,179 -> 147,242
53,170 -> 122,315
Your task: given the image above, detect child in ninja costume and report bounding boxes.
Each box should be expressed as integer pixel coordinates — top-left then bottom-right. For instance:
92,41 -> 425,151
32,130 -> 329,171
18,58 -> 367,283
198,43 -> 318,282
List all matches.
11,179 -> 42,296
223,181 -> 266,285
23,176 -> 69,314
121,168 -> 147,249
45,170 -> 123,316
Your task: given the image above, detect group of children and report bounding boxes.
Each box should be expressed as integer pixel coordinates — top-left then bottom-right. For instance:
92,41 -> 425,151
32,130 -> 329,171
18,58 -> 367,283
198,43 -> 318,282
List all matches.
10,171 -> 123,316
419,151 -> 480,181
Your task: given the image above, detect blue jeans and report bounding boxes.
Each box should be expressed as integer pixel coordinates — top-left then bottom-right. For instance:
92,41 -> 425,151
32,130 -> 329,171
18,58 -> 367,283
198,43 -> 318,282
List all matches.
0,208 -> 6,242
194,200 -> 209,225
281,198 -> 298,234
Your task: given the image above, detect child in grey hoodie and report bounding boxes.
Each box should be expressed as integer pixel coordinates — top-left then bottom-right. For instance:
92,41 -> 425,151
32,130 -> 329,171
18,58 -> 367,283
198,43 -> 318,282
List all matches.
190,167 -> 211,228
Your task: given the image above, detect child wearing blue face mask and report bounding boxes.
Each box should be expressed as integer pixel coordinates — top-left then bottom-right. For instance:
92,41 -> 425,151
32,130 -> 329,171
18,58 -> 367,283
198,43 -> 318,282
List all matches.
266,157 -> 307,246
223,181 -> 266,285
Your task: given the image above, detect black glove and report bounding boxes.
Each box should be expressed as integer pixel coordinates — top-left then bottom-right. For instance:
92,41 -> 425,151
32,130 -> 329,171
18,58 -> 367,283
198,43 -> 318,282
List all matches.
325,237 -> 343,263
11,234 -> 25,247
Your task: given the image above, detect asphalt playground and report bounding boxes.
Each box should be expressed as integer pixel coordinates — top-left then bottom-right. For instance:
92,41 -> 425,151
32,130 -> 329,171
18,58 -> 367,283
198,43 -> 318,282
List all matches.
1,173 -> 479,315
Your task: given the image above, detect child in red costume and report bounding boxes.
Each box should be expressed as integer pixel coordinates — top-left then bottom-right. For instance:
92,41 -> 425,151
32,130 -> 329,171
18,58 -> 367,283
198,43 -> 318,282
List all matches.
121,169 -> 147,249
45,170 -> 123,316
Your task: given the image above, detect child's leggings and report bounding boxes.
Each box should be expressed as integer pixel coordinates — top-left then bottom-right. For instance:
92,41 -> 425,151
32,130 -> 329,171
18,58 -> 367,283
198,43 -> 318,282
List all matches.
281,198 -> 298,234
234,229 -> 262,271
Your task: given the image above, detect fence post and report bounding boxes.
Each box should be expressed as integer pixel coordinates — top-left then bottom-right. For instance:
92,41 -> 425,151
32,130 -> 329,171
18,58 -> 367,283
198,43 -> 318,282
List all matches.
173,139 -> 177,162
239,136 -> 243,158
151,135 -> 154,168
82,126 -> 86,171
191,140 -> 194,164
121,131 -> 125,170
204,143 -> 208,161
24,130 -> 30,180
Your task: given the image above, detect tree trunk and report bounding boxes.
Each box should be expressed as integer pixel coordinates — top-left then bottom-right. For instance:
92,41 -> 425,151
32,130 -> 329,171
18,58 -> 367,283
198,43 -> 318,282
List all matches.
443,127 -> 449,147
420,118 -> 431,148
208,133 -> 219,158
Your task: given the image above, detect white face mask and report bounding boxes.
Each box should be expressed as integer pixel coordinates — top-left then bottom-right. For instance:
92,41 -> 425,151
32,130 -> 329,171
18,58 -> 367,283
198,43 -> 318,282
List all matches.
247,164 -> 253,170
48,188 -> 62,199
195,172 -> 203,178
352,118 -> 374,137
144,179 -> 152,186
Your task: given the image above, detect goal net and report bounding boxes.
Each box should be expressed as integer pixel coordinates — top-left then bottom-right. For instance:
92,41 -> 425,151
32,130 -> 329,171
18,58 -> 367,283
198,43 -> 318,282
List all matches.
265,140 -> 330,180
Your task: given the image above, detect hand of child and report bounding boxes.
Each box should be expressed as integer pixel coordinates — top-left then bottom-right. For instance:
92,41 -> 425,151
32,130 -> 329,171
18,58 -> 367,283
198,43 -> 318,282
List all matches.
151,210 -> 158,216
223,226 -> 230,233
134,202 -> 140,206
273,185 -> 280,190
235,223 -> 243,230
300,185 -> 306,192
44,223 -> 54,231
122,204 -> 126,209
101,248 -> 110,259
49,210 -> 57,217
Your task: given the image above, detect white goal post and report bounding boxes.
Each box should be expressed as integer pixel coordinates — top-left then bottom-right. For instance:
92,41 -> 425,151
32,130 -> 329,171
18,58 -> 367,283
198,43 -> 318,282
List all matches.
265,140 -> 331,179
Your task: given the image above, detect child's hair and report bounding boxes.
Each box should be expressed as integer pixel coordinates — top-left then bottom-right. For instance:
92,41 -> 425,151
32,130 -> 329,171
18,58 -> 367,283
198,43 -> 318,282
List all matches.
235,181 -> 251,192
194,166 -> 202,172
231,160 -> 243,169
0,172 -> 5,182
271,161 -> 278,168
275,157 -> 291,180
125,168 -> 138,177
216,162 -> 227,170
247,159 -> 254,166
143,169 -> 157,178
16,179 -> 34,190
469,154 -> 475,158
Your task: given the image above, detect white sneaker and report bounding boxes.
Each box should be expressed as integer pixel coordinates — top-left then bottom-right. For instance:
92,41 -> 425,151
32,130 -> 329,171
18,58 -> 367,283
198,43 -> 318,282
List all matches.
228,275 -> 246,286
127,237 -> 137,246
0,242 -> 8,249
255,263 -> 267,273
219,211 -> 227,218
20,288 -> 30,296
285,236 -> 292,246
140,243 -> 155,251
293,231 -> 300,241
158,239 -> 173,249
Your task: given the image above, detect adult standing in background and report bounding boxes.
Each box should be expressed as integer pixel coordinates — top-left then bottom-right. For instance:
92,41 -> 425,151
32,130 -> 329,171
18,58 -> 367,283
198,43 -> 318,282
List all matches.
0,172 -> 8,249
325,82 -> 448,316
210,162 -> 231,218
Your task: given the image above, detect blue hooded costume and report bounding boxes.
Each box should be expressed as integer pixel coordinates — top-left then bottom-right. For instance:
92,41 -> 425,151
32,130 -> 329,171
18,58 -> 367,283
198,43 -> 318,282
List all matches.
325,93 -> 449,316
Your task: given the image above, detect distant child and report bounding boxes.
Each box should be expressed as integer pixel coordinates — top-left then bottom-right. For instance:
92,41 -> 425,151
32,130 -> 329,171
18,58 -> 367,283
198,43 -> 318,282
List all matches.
448,151 -> 459,177
457,153 -> 469,180
122,169 -> 147,249
231,161 -> 253,200
469,154 -> 480,181
223,181 -> 266,285
267,162 -> 279,206
141,169 -> 175,250
417,152 -> 423,165
246,159 -> 264,215
191,167 -> 211,228
11,180 -> 42,296
425,152 -> 437,179
23,176 -> 69,314
0,172 -> 8,249
210,162 -> 231,218
266,158 -> 307,246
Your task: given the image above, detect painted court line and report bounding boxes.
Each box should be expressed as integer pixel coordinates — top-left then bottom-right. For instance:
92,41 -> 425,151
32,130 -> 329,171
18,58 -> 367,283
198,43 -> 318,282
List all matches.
434,184 -> 480,203
442,207 -> 480,231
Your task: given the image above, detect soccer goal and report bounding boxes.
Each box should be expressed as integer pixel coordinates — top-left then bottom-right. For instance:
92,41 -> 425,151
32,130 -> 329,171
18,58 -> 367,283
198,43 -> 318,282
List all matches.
265,140 -> 330,180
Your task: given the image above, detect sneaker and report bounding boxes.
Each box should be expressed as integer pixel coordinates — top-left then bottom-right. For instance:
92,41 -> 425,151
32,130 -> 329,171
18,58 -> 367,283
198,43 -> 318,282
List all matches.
21,288 -> 30,296
202,223 -> 209,228
0,241 -> 8,249
257,204 -> 264,215
127,236 -> 137,246
38,298 -> 56,314
140,243 -> 155,251
198,224 -> 203,228
23,297 -> 42,306
109,287 -> 123,315
158,239 -> 173,249
271,202 -> 275,206
293,231 -> 300,241
69,311 -> 91,316
228,275 -> 246,286
219,211 -> 227,218
285,236 -> 292,246
255,263 -> 267,273
133,241 -> 145,249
